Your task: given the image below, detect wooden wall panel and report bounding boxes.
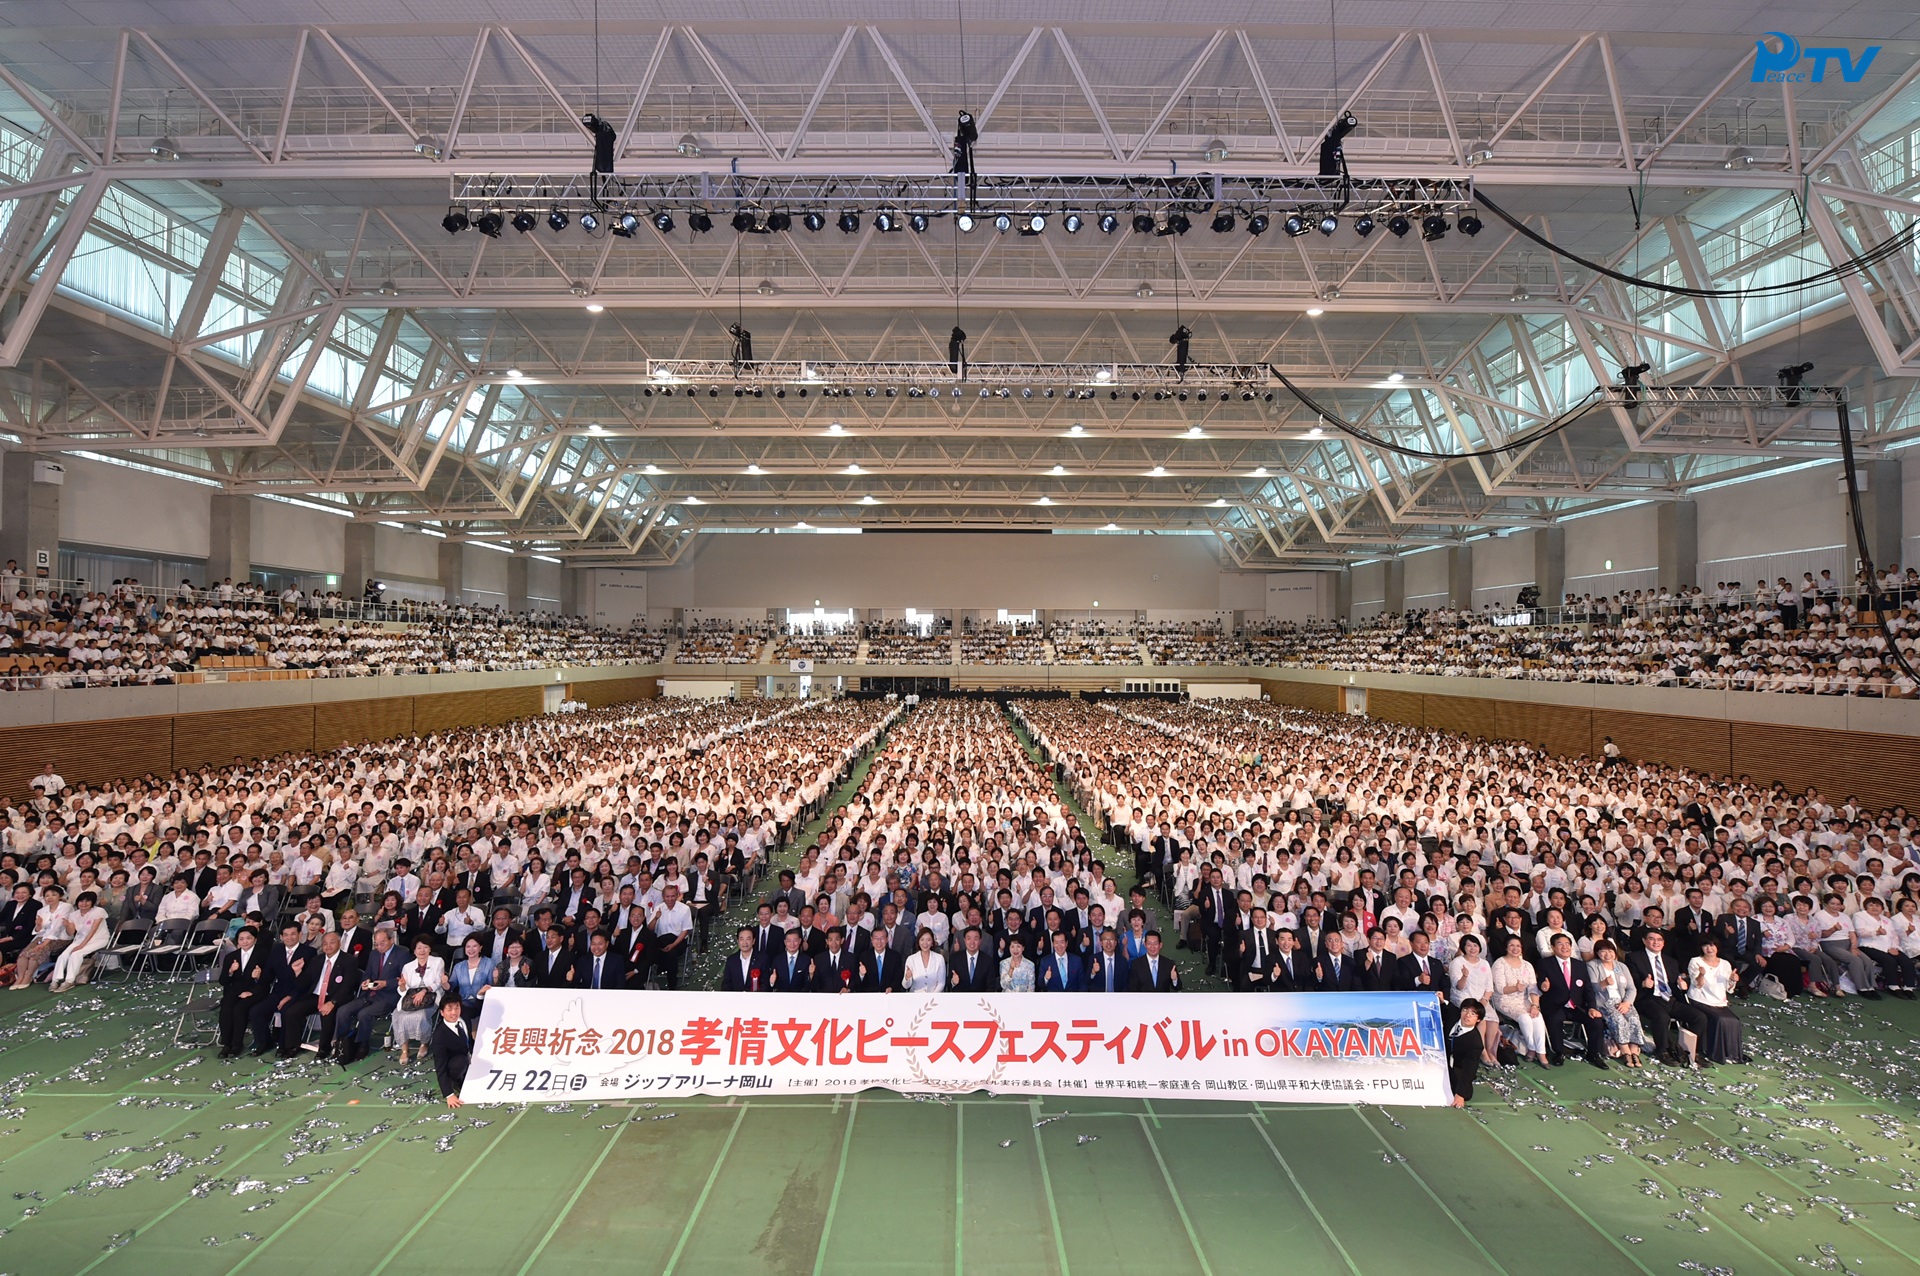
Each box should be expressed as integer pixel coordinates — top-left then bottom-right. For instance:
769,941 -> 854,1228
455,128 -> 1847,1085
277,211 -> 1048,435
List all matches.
1423,694 -> 1499,741
1592,709 -> 1731,778
171,705 -> 318,771
0,716 -> 174,802
1731,722 -> 1920,811
1258,679 -> 1339,713
1366,688 -> 1425,727
412,687 -> 543,734
1496,700 -> 1595,759
314,698 -> 415,752
574,677 -> 658,708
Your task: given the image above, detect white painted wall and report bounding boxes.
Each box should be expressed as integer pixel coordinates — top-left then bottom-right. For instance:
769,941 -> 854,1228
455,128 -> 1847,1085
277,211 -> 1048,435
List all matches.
587,568 -> 649,627
463,544 -> 510,605
373,524 -> 441,583
1351,560 -> 1387,620
1697,463 -> 1848,587
57,456 -> 209,559
1563,504 -> 1659,596
1264,571 -> 1323,622
251,499 -> 345,574
527,558 -> 562,608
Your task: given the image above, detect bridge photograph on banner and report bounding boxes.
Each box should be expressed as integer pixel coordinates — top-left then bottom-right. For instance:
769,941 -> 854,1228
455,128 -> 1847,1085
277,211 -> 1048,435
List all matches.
461,990 -> 1453,1107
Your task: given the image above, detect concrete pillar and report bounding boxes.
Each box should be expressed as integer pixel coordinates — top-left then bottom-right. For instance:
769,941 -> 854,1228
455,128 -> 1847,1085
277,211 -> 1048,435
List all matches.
506,556 -> 530,613
1334,569 -> 1353,622
1533,525 -> 1566,610
207,493 -> 252,586
1657,499 -> 1699,592
0,452 -> 61,584
1383,558 -> 1406,614
1447,544 -> 1473,610
437,541 -> 464,604
342,523 -> 375,598
1848,458 -> 1904,572
561,566 -> 589,618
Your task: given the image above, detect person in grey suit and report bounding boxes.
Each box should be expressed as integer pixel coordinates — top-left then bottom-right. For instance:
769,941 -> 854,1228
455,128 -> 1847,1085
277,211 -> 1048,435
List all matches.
333,928 -> 404,1065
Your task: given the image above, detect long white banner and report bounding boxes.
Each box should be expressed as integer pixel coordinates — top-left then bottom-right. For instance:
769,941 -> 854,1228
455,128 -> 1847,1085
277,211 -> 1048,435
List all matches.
461,989 -> 1454,1107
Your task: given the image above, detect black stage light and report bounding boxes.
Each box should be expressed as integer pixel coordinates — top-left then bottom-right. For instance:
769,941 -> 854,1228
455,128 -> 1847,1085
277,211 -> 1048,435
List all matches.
1354,214 -> 1375,237
802,211 -> 825,232
473,208 -> 504,237
1063,212 -> 1084,233
839,211 -> 861,233
547,207 -> 569,232
442,207 -> 469,234
993,213 -> 1013,232
1318,213 -> 1339,235
613,212 -> 640,237
582,113 -> 617,174
1211,211 -> 1236,233
1021,213 -> 1046,235
908,212 -> 930,233
1132,213 -> 1156,233
1386,214 -> 1411,238
766,210 -> 792,232
1246,212 -> 1269,235
1318,111 -> 1358,177
651,210 -> 674,233
1457,211 -> 1483,236
731,210 -> 757,233
511,209 -> 537,233
1098,212 -> 1120,234
1421,214 -> 1449,241
956,212 -> 976,231
874,211 -> 897,232
688,209 -> 713,233
1283,213 -> 1308,237
1159,212 -> 1190,235
579,211 -> 600,233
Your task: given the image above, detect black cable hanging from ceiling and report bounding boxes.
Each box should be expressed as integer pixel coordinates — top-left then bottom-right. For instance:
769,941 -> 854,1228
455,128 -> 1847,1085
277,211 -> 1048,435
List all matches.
1834,392 -> 1920,690
1269,366 -> 1609,461
1474,188 -> 1920,300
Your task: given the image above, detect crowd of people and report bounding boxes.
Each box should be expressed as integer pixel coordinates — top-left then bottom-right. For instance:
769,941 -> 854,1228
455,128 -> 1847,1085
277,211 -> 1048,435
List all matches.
0,574 -> 665,690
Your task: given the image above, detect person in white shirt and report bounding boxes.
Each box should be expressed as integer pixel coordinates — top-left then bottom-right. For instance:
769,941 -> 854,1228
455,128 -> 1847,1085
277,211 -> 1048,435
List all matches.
49,892 -> 109,991
1852,897 -> 1917,996
155,876 -> 202,926
437,889 -> 485,952
648,884 -> 692,987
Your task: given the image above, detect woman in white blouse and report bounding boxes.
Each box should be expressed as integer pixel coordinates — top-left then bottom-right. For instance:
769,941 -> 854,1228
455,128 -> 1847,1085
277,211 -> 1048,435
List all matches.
1447,933 -> 1501,1065
1686,939 -> 1745,1064
902,928 -> 947,993
10,886 -> 73,990
516,857 -> 552,920
915,902 -> 950,949
392,937 -> 447,1066
49,891 -> 110,991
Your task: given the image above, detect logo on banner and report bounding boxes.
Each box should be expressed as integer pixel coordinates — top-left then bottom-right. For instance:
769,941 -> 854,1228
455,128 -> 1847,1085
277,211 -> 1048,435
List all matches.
1751,32 -> 1880,83
902,998 -> 1008,1093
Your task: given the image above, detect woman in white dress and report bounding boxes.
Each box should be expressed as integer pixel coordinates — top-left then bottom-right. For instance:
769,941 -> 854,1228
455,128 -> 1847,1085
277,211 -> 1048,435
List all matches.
1490,933 -> 1549,1066
902,928 -> 946,993
1447,933 -> 1501,1066
1686,939 -> 1745,1064
49,892 -> 109,991
392,937 -> 447,1066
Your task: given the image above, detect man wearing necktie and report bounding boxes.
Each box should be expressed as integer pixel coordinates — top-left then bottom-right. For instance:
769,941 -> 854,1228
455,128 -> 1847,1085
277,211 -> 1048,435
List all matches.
775,928 -> 811,992
1088,931 -> 1124,993
1199,871 -> 1229,977
1714,899 -> 1762,993
1273,930 -> 1303,992
1041,931 -> 1084,991
1237,909 -> 1277,991
1538,933 -> 1605,1068
1627,931 -> 1705,1062
949,927 -> 997,992
1129,931 -> 1180,991
812,929 -> 853,993
573,930 -> 624,992
430,995 -> 472,1109
285,930 -> 359,1060
1317,934 -> 1360,991
859,930 -> 897,993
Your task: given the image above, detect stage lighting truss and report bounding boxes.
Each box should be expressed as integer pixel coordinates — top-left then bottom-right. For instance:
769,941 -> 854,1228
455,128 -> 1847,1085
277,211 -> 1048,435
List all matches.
640,359 -> 1285,395
445,173 -> 1475,230
1602,384 -> 1845,449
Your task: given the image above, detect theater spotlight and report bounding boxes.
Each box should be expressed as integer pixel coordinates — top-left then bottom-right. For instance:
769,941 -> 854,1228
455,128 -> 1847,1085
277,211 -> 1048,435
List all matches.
649,210 -> 674,233
687,209 -> 713,234
1098,212 -> 1120,234
546,207 -> 569,232
1159,212 -> 1190,236
993,213 -> 1013,233
579,211 -> 600,233
1354,214 -> 1375,237
1457,211 -> 1483,236
1318,112 -> 1358,177
1021,213 -> 1046,235
1317,213 -> 1340,236
510,209 -> 537,234
1283,213 -> 1308,237
1063,212 -> 1084,233
874,210 -> 897,232
582,113 -> 617,174
802,211 -> 825,232
1132,213 -> 1156,234
731,210 -> 757,233
473,208 -> 504,237
956,212 -> 976,232
613,212 -> 640,237
1246,212 -> 1270,236
908,212 -> 930,233
1211,210 -> 1236,233
1421,214 -> 1449,241
838,211 -> 861,233
441,207 -> 469,234
1386,214 -> 1412,238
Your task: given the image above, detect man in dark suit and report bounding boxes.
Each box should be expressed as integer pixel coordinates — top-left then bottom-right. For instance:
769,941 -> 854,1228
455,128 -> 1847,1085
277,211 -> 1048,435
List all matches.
334,928 -> 404,1065
1084,931 -> 1128,993
256,922 -> 317,1058
217,927 -> 268,1057
812,928 -> 856,992
620,909 -> 655,990
1359,930 -> 1399,991
430,996 -> 473,1109
475,908 -> 522,965
722,928 -> 766,991
554,869 -> 594,928
1396,931 -> 1452,1007
1271,930 -> 1308,992
453,858 -> 492,909
1128,932 -> 1181,991
856,929 -> 901,993
1316,934 -> 1362,991
1235,910 -> 1281,991
183,850 -> 219,902
1713,898 -> 1762,991
793,910 -> 828,957
282,929 -> 359,1059
529,927 -> 574,987
1671,889 -> 1714,963
1295,908 -> 1329,967
334,909 -> 373,966
768,929 -> 812,992
1538,933 -> 1606,1067
949,927 -> 1000,992
1627,905 -> 1672,955
1038,932 -> 1084,992
1195,872 -> 1231,977
747,906 -> 785,971
1624,931 -> 1705,1062
573,929 -> 625,992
